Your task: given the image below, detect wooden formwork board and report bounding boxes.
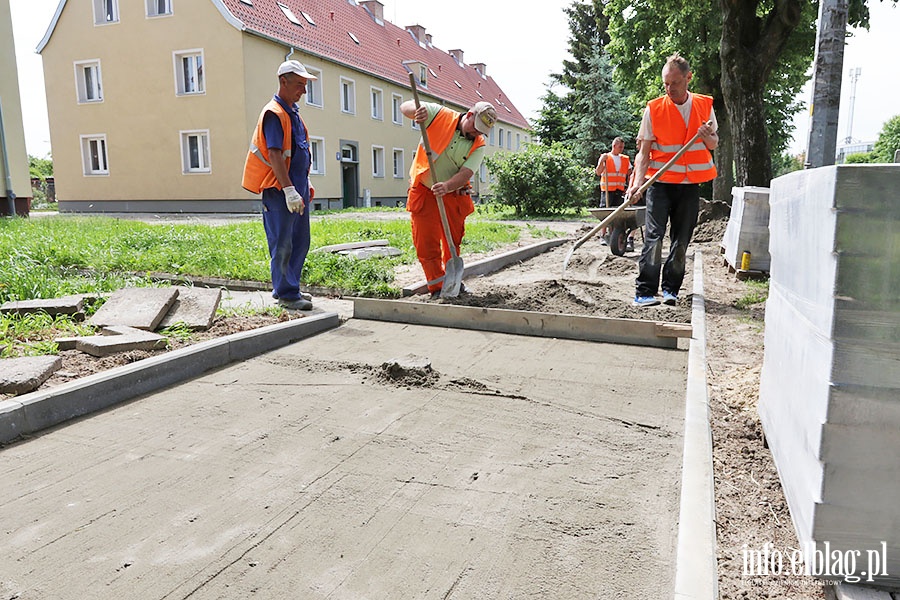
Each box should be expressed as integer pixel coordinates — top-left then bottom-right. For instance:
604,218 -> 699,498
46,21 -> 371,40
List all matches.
352,297 -> 692,349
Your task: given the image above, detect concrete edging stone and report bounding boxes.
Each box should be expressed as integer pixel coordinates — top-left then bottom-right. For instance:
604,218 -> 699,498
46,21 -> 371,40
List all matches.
0,312 -> 340,445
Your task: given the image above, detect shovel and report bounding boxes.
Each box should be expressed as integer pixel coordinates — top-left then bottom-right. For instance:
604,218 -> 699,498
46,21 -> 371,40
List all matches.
409,73 -> 464,298
562,121 -> 713,274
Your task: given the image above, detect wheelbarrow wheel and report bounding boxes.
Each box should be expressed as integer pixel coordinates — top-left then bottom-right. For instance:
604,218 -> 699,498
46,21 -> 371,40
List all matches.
608,225 -> 628,256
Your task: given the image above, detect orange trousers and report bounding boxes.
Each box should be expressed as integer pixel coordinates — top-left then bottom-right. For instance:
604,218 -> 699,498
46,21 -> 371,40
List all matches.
407,184 -> 475,293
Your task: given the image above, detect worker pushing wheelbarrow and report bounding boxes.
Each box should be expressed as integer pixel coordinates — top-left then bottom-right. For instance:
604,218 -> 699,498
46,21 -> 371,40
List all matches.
592,137 -> 640,256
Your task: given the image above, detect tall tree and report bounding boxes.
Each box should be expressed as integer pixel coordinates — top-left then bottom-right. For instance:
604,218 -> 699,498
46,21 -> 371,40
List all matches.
718,0 -> 881,185
604,0 -> 733,201
532,87 -> 572,146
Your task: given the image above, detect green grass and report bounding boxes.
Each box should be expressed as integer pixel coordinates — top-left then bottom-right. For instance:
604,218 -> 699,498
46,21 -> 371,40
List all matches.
0,212 -> 521,303
0,311 -> 96,358
734,279 -> 769,310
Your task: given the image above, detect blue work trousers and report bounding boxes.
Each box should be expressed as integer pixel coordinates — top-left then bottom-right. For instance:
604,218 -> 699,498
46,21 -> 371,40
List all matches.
635,182 -> 700,297
262,188 -> 310,301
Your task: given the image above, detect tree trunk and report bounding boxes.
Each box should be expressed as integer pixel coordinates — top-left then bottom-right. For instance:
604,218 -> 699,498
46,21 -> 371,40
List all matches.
712,95 -> 734,203
719,0 -> 804,186
805,0 -> 849,167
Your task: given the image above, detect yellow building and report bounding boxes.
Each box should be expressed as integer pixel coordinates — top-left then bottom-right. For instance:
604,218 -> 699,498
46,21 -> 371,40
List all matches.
0,1 -> 33,216
37,0 -> 531,213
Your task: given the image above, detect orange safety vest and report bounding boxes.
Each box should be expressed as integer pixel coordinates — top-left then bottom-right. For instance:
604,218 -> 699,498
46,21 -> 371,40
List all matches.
600,154 -> 630,191
646,93 -> 716,184
241,99 -> 308,194
409,107 -> 485,189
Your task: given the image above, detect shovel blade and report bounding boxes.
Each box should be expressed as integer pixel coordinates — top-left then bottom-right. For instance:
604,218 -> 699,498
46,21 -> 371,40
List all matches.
439,257 -> 465,298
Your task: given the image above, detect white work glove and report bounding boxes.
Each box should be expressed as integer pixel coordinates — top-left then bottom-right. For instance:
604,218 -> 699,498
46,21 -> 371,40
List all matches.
284,185 -> 304,214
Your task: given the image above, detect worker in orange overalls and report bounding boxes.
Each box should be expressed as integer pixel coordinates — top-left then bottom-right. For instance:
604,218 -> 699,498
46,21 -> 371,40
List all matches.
400,99 -> 497,297
627,52 -> 718,307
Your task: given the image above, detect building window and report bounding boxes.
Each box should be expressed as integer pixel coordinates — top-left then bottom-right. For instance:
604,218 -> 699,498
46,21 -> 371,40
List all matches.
81,134 -> 109,175
419,65 -> 427,87
507,131 -> 512,150
497,128 -> 503,148
146,0 -> 171,17
480,162 -> 487,183
392,149 -> 404,178
74,60 -> 103,103
340,77 -> 356,114
181,130 -> 210,173
174,50 -> 204,95
392,94 -> 402,125
372,146 -> 384,178
277,2 -> 303,26
304,67 -> 323,107
489,128 -> 495,146
370,87 -> 383,121
310,137 -> 325,175
93,0 -> 118,24
516,133 -> 521,150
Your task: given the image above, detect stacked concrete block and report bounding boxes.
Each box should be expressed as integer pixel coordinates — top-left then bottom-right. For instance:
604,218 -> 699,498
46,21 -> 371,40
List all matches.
759,165 -> 900,587
721,186 -> 771,272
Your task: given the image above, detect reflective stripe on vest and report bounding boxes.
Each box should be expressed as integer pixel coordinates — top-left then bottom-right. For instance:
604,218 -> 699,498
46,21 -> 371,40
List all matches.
646,93 -> 716,184
241,99 -> 305,194
600,155 -> 630,191
409,107 -> 485,188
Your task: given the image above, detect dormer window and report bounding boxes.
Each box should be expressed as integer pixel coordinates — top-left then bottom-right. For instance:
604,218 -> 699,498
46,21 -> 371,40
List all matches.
419,65 -> 427,87
277,3 -> 303,26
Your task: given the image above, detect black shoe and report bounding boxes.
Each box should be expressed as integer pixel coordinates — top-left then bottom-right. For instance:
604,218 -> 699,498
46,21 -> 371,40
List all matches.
278,297 -> 313,311
459,282 -> 470,294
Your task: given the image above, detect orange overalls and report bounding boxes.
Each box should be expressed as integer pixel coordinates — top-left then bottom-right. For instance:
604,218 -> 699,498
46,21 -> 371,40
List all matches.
407,108 -> 484,293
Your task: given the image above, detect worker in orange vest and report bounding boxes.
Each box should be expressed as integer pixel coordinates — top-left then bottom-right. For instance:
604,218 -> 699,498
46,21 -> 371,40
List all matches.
400,99 -> 497,297
627,52 -> 718,307
594,137 -> 633,250
242,60 -> 317,311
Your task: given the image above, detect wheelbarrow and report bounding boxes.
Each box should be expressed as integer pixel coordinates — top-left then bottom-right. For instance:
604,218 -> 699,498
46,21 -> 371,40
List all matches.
587,205 -> 646,256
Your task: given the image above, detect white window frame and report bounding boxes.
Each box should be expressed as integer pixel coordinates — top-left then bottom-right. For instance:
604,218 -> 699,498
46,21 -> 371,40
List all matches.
304,67 -> 323,108
392,93 -> 403,125
180,130 -> 211,174
370,87 -> 383,121
507,131 -> 512,150
173,49 -> 205,96
392,148 -> 405,179
80,134 -> 109,176
93,0 -> 119,25
498,128 -> 504,149
372,145 -> 385,178
146,0 -> 172,17
310,137 -> 326,175
74,60 -> 103,103
489,128 -> 495,146
340,77 -> 356,114
479,162 -> 488,183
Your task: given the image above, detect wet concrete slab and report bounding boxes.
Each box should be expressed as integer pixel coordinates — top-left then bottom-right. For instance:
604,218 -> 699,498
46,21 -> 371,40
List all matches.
0,318 -> 687,599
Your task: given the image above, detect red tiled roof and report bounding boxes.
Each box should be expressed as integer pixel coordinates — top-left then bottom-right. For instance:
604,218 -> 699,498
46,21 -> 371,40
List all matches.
218,0 -> 529,129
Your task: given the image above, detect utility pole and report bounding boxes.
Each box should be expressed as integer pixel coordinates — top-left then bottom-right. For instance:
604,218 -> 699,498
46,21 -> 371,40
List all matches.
844,67 -> 862,144
805,0 -> 849,168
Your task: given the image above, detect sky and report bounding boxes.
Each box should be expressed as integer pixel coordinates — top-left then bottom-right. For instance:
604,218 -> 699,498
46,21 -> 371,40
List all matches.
8,0 -> 899,159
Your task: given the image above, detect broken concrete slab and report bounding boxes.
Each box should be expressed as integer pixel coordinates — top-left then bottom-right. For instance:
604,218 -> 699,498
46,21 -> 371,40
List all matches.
0,295 -> 85,317
315,239 -> 389,253
88,287 -> 178,331
157,286 -> 221,331
74,326 -> 167,358
0,356 -> 63,395
338,246 -> 403,259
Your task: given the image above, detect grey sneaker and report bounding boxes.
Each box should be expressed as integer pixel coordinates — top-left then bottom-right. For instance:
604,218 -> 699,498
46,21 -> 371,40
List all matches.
278,297 -> 313,311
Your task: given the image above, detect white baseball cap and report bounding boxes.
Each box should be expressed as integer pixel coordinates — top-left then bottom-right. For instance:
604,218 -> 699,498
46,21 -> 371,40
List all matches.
277,60 -> 317,80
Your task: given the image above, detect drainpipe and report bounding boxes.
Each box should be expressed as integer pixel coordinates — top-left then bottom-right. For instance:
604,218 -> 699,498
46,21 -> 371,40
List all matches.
285,47 -> 295,61
0,96 -> 17,216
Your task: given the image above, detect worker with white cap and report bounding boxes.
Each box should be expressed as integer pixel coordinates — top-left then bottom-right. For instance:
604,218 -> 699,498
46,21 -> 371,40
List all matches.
242,59 -> 318,311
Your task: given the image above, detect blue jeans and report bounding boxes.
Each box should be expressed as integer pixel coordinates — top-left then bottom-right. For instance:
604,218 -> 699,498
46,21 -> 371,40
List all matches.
635,182 -> 700,297
262,188 -> 310,301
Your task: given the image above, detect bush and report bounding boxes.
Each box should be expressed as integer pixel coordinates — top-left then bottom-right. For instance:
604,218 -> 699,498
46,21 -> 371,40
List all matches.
484,143 -> 593,217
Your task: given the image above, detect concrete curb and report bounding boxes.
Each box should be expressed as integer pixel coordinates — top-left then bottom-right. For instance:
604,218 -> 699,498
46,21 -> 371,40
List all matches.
673,250 -> 718,599
402,238 -> 572,296
0,312 -> 340,445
